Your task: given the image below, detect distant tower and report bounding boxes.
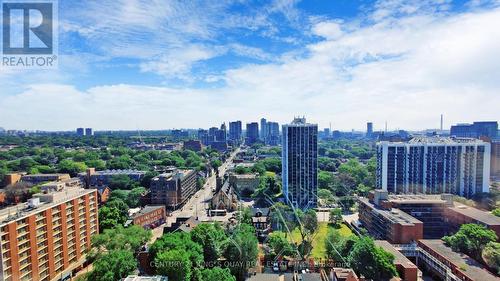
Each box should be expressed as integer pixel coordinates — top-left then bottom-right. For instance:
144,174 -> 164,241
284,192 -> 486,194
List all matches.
76,128 -> 85,136
440,114 -> 443,132
85,128 -> 93,136
260,118 -> 267,142
385,121 -> 388,133
367,122 -> 373,138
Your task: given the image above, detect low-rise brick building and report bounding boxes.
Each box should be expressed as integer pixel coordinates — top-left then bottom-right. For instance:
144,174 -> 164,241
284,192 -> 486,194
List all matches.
129,205 -> 166,229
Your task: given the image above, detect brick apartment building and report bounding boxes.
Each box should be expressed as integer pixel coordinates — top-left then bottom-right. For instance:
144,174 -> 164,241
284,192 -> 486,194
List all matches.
418,240 -> 499,281
359,190 -> 500,243
150,169 -> 197,209
128,205 -> 166,229
358,196 -> 423,244
183,140 -> 203,152
0,184 -> 98,281
445,203 -> 500,238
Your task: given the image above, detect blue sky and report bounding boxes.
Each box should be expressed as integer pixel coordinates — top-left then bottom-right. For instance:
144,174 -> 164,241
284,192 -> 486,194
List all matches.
1,0 -> 499,130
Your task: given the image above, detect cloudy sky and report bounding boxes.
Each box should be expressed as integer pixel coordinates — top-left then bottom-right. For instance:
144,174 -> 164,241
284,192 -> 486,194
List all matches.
1,0 -> 499,131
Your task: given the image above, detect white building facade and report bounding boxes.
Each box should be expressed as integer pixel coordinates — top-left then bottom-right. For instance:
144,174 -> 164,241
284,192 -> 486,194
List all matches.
376,137 -> 490,198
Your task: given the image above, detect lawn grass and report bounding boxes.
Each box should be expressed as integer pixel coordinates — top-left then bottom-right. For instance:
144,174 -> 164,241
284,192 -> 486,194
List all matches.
286,222 -> 354,259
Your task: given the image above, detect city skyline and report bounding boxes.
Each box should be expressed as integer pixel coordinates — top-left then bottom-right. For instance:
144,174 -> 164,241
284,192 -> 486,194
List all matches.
1,0 -> 499,130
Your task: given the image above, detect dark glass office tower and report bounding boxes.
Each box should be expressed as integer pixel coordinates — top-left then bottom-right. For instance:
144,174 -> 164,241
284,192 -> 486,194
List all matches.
282,117 -> 318,210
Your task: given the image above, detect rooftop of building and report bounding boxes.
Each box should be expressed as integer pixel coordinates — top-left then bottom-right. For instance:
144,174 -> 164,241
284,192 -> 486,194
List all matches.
379,136 -> 487,145
283,117 -> 317,127
131,205 -> 165,219
91,169 -> 146,175
387,193 -> 451,205
418,239 -> 500,281
375,241 -> 418,269
0,186 -> 95,227
122,276 -> 168,281
231,173 -> 260,179
21,173 -> 70,178
153,169 -> 195,181
359,197 -> 422,226
447,203 -> 500,226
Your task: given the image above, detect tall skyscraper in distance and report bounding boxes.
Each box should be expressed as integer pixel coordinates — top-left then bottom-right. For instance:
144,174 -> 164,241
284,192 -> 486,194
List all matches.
76,127 -> 84,136
367,122 -> 373,138
376,136 -> 491,198
85,128 -> 93,136
215,123 -> 227,142
266,121 -> 280,146
229,121 -> 242,142
282,117 -> 318,210
246,122 -> 259,145
260,118 -> 267,141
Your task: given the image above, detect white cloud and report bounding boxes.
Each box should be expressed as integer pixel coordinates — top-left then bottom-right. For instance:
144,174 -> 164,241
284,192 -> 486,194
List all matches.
312,21 -> 343,40
139,45 -> 222,79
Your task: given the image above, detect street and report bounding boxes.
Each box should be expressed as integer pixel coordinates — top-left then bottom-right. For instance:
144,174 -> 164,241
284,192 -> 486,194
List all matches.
166,147 -> 240,226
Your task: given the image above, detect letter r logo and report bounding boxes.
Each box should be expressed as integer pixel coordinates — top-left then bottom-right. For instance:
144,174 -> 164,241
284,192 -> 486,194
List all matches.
2,2 -> 53,54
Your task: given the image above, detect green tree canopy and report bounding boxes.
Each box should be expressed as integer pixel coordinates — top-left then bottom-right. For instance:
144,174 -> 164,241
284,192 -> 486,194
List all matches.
91,225 -> 151,254
267,231 -> 296,257
127,187 -> 146,208
325,229 -> 357,262
329,208 -> 343,226
201,267 -> 236,281
443,223 -> 498,260
88,250 -> 137,281
155,249 -> 192,281
224,223 -> 259,281
190,223 -> 228,263
482,242 -> 500,275
57,159 -> 87,176
348,236 -> 397,280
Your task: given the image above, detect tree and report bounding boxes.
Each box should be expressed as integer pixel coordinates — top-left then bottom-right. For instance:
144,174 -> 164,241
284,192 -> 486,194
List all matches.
325,229 -> 357,261
150,232 -> 204,269
259,157 -> 281,173
297,209 -> 318,242
141,171 -> 159,187
127,187 -> 146,208
482,242 -> 500,275
224,224 -> 258,281
98,199 -> 129,230
109,174 -> 137,190
270,203 -> 297,235
190,223 -> 228,263
318,171 -> 334,189
348,236 -> 397,280
492,208 -> 500,217
329,208 -> 342,226
91,225 -> 151,254
318,189 -> 333,206
252,173 -> 281,207
201,267 -> 236,281
109,189 -> 128,202
85,159 -> 107,170
88,250 -> 137,281
57,159 -> 87,176
155,249 -> 192,281
443,223 -> 498,260
267,231 -> 296,257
